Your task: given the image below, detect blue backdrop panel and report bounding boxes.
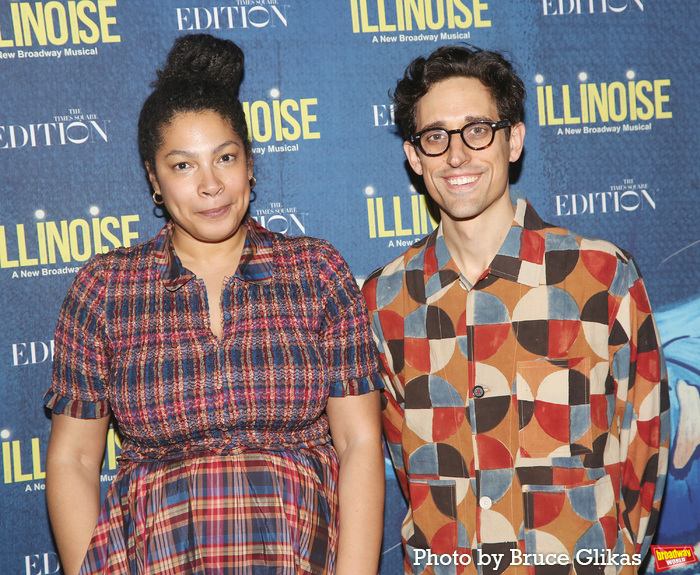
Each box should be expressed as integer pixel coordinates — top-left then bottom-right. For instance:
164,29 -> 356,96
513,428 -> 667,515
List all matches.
1,1 -> 698,573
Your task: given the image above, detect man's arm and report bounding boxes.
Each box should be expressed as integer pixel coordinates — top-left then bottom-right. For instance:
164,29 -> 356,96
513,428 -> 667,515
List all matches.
361,279 -> 409,496
612,260 -> 669,557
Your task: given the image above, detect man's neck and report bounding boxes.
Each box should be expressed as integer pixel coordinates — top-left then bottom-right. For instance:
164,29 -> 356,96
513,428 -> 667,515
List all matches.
440,193 -> 516,287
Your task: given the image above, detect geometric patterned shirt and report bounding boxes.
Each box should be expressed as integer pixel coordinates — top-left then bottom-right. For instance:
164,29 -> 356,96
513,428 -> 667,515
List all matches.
362,193 -> 669,575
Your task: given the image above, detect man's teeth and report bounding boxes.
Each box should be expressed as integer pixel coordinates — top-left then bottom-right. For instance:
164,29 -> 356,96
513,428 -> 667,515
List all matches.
448,175 -> 478,185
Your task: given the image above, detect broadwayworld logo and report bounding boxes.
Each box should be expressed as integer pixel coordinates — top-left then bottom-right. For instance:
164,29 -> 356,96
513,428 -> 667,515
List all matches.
651,546 -> 699,572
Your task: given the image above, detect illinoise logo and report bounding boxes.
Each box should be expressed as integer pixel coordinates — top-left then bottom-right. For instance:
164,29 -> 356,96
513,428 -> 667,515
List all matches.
536,75 -> 672,130
1,427 -> 121,488
0,0 -> 120,49
0,212 -> 141,272
365,108 -> 438,244
242,96 -> 321,151
176,2 -> 289,31
350,0 -> 491,33
366,189 -> 438,245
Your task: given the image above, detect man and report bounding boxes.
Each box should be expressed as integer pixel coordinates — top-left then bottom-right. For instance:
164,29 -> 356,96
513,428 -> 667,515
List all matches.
362,45 -> 669,575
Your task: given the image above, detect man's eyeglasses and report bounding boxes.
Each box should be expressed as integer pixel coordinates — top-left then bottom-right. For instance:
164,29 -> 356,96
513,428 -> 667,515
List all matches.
410,120 -> 511,157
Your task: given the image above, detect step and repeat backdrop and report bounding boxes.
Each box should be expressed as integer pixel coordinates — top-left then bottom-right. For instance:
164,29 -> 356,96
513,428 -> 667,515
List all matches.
1,1 -> 698,573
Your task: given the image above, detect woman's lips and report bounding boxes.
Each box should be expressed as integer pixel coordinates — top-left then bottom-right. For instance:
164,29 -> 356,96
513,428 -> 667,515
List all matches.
199,204 -> 231,218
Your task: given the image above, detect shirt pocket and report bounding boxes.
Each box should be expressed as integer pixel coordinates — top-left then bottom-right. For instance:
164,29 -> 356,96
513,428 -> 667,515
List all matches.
516,358 -> 593,458
404,477 -> 462,558
522,474 -> 618,569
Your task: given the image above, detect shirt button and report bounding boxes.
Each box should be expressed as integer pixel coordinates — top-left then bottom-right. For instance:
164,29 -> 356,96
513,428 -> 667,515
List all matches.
473,385 -> 485,398
223,312 -> 231,320
480,496 -> 493,509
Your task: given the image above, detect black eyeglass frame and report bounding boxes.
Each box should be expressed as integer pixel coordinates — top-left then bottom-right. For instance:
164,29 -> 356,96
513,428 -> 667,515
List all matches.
410,120 -> 511,156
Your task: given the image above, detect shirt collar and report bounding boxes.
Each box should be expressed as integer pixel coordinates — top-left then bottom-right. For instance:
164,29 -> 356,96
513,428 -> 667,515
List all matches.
422,190 -> 548,292
153,217 -> 275,292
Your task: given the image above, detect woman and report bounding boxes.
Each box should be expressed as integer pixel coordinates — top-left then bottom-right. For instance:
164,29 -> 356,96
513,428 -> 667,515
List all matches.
44,34 -> 384,575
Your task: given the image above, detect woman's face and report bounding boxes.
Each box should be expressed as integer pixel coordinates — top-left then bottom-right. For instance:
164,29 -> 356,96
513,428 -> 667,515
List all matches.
148,110 -> 253,248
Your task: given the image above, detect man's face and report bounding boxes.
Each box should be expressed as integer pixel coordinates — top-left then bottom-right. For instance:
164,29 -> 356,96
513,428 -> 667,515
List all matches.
404,76 -> 525,225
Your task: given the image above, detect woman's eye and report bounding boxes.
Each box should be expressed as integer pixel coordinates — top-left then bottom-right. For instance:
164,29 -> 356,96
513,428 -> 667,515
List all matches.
220,153 -> 235,163
174,162 -> 189,170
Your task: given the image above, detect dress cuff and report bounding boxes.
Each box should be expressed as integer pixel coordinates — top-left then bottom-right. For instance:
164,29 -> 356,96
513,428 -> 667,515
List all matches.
328,372 -> 385,398
43,390 -> 111,419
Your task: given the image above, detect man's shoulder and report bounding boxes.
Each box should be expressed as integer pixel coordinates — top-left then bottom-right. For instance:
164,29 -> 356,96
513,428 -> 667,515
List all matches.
361,233 -> 435,314
517,193 -> 633,264
364,234 -> 432,285
534,220 -> 643,293
541,222 -> 633,262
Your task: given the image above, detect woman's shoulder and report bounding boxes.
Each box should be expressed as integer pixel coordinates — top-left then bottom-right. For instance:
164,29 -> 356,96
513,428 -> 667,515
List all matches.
276,234 -> 348,280
250,219 -> 342,266
74,229 -> 165,281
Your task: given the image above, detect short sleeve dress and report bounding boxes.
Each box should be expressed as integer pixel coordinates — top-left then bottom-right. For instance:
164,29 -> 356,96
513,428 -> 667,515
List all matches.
44,217 -> 383,575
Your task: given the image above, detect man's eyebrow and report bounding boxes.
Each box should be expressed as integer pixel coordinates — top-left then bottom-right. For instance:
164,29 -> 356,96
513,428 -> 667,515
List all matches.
416,116 -> 494,132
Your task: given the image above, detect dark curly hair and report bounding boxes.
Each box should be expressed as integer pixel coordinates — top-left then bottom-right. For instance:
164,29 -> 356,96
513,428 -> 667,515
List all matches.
138,34 -> 251,172
392,44 -> 526,140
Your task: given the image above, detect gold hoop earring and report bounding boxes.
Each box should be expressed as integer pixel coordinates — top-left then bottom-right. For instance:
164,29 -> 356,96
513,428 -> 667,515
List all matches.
153,191 -> 164,205
249,176 -> 257,189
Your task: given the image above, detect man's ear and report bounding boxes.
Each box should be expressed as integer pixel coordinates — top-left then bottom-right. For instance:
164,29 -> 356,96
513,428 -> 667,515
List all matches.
403,140 -> 424,176
508,122 -> 525,163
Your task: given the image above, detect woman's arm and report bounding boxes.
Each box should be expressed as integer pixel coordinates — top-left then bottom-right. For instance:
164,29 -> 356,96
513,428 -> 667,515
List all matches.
45,413 -> 111,575
327,390 -> 385,575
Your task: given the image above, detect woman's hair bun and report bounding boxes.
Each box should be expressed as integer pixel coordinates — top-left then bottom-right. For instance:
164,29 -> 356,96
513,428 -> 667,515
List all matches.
155,33 -> 245,96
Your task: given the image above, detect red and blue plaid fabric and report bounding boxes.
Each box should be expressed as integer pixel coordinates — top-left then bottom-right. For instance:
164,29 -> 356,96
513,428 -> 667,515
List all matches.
45,217 -> 382,574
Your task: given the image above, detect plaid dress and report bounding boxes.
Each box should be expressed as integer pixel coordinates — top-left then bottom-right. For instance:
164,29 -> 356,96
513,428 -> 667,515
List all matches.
44,218 -> 383,574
